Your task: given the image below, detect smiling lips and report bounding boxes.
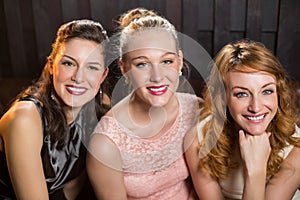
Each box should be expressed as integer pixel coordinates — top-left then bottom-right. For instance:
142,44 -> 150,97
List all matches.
244,114 -> 266,122
147,85 -> 168,95
66,85 -> 87,95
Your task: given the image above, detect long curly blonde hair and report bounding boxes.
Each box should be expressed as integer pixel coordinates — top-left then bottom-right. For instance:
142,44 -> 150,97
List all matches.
199,39 -> 299,179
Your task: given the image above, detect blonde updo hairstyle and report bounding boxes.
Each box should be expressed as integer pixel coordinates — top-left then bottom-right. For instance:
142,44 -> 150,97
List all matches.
118,8 -> 180,61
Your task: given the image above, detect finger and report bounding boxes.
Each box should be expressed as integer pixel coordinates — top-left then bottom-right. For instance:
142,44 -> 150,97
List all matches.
239,130 -> 245,143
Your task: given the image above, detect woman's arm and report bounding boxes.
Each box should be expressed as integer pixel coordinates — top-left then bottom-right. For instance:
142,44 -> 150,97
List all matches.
266,146 -> 300,200
185,128 -> 224,200
239,130 -> 271,200
1,101 -> 48,199
86,133 -> 127,200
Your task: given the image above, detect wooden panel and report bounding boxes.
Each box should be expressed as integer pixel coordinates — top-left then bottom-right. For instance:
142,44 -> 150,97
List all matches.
261,32 -> 276,53
0,1 -> 11,77
61,0 -> 81,22
214,0 -> 231,54
230,0 -> 246,31
3,0 -> 28,77
182,0 -> 200,40
277,0 -> 300,81
197,0 -> 213,31
61,0 -> 90,21
0,0 -> 299,82
246,0 -> 262,41
32,0 -> 62,69
165,0 -> 182,31
90,0 -> 119,32
262,0 -> 279,32
20,0 -> 39,77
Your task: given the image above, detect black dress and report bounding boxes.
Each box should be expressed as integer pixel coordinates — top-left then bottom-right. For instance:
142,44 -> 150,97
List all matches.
0,96 -> 94,200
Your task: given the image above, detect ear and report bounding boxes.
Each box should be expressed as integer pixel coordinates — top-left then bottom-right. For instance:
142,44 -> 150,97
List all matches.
99,68 -> 109,83
178,50 -> 184,71
119,59 -> 127,75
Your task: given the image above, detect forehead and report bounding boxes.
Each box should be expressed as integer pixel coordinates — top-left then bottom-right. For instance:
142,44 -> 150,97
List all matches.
226,70 -> 276,88
124,29 -> 177,54
58,38 -> 103,58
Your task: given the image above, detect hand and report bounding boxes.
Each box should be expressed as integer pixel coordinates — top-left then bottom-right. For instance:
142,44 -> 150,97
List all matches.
239,130 -> 271,175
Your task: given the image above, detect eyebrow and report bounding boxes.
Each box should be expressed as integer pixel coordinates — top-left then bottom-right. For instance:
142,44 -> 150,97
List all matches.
231,82 -> 276,91
130,52 -> 177,62
62,55 -> 102,66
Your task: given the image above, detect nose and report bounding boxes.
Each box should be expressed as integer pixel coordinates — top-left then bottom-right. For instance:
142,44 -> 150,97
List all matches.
248,95 -> 262,113
71,67 -> 84,84
149,64 -> 163,83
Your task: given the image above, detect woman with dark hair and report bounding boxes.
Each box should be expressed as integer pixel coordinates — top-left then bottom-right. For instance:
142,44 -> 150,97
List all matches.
186,39 -> 300,199
0,19 -> 109,199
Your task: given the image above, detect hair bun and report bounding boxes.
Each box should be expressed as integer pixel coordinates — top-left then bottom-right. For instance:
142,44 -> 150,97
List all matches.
119,8 -> 157,28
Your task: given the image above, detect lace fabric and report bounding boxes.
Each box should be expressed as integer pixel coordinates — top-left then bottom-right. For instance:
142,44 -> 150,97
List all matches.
92,92 -> 199,199
94,92 -> 198,173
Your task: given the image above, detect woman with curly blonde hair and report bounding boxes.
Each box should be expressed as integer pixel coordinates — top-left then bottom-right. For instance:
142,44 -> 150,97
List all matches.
186,39 -> 300,200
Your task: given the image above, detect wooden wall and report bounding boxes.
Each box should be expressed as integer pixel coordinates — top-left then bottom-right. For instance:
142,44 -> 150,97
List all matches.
0,0 -> 299,81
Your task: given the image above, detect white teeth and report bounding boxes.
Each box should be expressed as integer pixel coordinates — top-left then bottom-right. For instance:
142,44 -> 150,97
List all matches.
247,115 -> 264,121
148,86 -> 167,92
68,87 -> 85,93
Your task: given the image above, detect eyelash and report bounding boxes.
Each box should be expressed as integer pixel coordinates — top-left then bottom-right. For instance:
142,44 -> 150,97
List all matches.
61,61 -> 75,67
262,89 -> 274,95
88,66 -> 99,71
135,59 -> 174,68
234,89 -> 274,98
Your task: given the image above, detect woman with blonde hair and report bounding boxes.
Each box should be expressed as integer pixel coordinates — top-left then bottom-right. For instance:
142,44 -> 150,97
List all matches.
87,7 -> 199,200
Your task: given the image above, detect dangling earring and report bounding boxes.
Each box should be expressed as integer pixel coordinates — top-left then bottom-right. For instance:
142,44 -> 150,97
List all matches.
124,75 -> 129,84
51,91 -> 55,100
178,71 -> 182,76
50,74 -> 56,101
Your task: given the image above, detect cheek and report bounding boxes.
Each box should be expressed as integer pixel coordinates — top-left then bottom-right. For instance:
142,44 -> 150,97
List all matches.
129,70 -> 149,86
268,96 -> 279,112
227,98 -> 244,116
53,66 -> 72,84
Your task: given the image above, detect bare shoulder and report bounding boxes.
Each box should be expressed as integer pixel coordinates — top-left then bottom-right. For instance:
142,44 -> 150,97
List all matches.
285,146 -> 300,170
0,101 -> 43,150
88,133 -> 122,171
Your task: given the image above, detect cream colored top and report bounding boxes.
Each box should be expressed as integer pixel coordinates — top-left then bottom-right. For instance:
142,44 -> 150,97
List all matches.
197,120 -> 300,199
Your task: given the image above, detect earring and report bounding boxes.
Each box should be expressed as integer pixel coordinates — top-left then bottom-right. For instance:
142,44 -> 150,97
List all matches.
124,75 -> 129,84
179,71 -> 182,76
50,74 -> 56,101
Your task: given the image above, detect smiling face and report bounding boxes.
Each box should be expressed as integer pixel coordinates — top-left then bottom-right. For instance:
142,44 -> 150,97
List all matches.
226,68 -> 278,135
50,38 -> 107,111
120,30 -> 183,107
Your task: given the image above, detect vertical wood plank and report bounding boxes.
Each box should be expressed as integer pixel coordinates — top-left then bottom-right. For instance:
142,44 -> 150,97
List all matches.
3,0 -> 28,77
61,0 -> 80,22
0,0 -> 11,77
231,0 -> 246,31
246,0 -> 262,41
277,0 -> 300,80
182,0 -> 199,40
165,0 -> 182,31
60,0 -> 90,22
20,0 -> 39,78
262,0 -> 279,32
90,0 -> 119,32
32,0 -> 62,68
214,0 -> 231,54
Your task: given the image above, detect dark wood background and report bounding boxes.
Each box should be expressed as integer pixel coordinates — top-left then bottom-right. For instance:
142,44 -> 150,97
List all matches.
0,0 -> 299,109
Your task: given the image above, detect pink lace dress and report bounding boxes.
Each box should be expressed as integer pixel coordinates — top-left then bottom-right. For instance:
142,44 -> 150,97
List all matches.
93,92 -> 199,199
